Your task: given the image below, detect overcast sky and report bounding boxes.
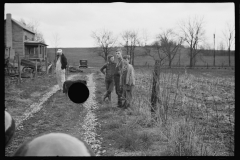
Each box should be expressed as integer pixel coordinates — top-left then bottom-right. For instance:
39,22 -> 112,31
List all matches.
4,3 -> 235,49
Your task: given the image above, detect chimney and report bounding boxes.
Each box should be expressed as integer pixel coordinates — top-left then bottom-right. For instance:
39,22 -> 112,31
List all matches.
6,13 -> 13,48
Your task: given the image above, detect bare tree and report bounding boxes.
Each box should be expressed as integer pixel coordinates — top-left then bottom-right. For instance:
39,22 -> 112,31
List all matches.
91,29 -> 117,62
218,41 -> 225,56
121,30 -> 131,56
52,33 -> 61,64
179,16 -> 205,68
142,40 -> 168,66
218,41 -> 225,51
157,29 -> 183,68
138,29 -> 152,65
222,22 -> 235,66
19,18 -> 45,43
121,30 -> 141,66
141,29 -> 149,46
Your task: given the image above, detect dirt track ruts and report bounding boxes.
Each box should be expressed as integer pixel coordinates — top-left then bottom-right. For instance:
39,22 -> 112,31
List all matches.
5,72 -> 103,156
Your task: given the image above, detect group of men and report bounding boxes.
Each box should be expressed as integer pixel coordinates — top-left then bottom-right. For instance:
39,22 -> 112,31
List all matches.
54,48 -> 135,109
100,48 -> 135,109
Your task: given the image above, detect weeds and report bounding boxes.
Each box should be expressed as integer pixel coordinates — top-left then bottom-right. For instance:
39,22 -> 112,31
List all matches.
95,67 -> 234,156
130,68 -> 234,156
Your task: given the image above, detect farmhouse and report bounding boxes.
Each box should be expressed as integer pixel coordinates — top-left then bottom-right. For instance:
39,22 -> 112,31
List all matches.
4,13 -> 48,62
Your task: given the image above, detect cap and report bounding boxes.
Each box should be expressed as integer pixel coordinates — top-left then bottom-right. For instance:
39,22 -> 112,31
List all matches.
57,49 -> 62,53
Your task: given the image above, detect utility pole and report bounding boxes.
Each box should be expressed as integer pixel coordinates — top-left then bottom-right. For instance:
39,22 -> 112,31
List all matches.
213,34 -> 215,67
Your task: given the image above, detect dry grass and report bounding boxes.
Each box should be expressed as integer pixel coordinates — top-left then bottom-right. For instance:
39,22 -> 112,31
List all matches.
93,67 -> 234,156
129,68 -> 234,156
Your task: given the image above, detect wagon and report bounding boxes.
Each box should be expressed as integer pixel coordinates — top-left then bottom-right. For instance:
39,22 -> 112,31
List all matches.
21,58 -> 43,74
79,60 -> 88,68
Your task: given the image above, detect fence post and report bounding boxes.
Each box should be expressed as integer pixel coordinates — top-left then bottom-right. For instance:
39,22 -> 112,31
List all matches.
45,56 -> 48,74
35,60 -> 37,78
150,60 -> 160,120
18,54 -> 21,83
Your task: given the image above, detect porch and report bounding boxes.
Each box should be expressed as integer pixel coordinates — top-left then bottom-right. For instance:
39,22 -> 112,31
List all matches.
24,41 -> 48,61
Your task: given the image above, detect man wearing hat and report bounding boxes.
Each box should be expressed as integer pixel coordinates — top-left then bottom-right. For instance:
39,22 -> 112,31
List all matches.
100,54 -> 116,102
56,49 -> 68,91
114,48 -> 125,108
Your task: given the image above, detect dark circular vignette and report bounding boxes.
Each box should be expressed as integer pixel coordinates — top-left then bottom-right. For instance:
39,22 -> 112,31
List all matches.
68,82 -> 90,104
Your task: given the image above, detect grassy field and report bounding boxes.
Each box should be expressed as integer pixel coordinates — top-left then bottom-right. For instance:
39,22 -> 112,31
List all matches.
46,47 -> 235,67
5,66 -> 234,156
94,67 -> 235,156
6,43 -> 235,156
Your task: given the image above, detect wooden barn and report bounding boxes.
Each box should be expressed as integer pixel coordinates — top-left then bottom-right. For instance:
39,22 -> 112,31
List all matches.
4,13 -> 48,63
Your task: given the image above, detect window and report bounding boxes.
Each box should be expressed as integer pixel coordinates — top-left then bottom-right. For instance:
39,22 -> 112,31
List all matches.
25,35 -> 27,40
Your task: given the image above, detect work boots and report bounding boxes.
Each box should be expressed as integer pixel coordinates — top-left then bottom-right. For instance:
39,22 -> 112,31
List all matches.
103,91 -> 111,102
108,94 -> 111,102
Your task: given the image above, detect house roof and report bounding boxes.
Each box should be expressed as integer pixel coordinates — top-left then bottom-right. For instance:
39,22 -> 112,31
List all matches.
11,19 -> 35,34
24,40 -> 48,46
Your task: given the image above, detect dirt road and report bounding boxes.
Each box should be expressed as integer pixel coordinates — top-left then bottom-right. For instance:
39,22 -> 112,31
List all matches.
5,71 -> 104,156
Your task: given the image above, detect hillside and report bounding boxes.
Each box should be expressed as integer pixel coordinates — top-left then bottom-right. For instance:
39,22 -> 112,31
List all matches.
46,47 -> 235,67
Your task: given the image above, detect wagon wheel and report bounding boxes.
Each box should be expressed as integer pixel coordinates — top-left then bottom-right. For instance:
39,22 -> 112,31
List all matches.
22,67 -> 34,74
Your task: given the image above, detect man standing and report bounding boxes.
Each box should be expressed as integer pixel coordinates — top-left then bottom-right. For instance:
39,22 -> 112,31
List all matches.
100,55 -> 116,102
121,55 -> 135,109
56,49 -> 67,91
114,48 -> 125,108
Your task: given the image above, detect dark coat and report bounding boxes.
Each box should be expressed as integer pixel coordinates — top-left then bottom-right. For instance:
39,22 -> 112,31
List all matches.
60,54 -> 67,70
100,62 -> 116,80
114,58 -> 124,76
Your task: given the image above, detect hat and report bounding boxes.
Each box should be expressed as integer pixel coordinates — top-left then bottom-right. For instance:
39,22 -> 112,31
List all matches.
57,49 -> 62,53
107,55 -> 114,58
107,55 -> 114,61
123,55 -> 130,60
116,48 -> 122,53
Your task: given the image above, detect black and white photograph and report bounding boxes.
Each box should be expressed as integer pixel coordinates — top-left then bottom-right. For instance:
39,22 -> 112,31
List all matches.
5,3 -> 235,156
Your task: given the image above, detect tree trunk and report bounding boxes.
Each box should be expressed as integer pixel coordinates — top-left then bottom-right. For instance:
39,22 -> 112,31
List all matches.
193,55 -> 196,67
104,53 -> 107,62
228,47 -> 231,66
129,51 -> 132,64
150,60 -> 160,119
45,56 -> 48,74
54,48 -> 57,71
213,34 -> 215,66
189,49 -> 193,68
213,50 -> 215,66
169,59 -> 172,68
104,47 -> 108,62
54,48 -> 57,63
132,51 -> 135,66
179,53 -> 181,66
18,54 -> 21,83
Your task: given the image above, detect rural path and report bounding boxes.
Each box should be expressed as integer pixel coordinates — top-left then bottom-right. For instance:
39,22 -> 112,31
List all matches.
5,72 -> 104,156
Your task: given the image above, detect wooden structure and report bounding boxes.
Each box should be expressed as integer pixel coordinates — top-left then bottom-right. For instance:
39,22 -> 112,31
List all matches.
4,13 -> 49,80
4,13 -> 48,61
150,60 -> 161,117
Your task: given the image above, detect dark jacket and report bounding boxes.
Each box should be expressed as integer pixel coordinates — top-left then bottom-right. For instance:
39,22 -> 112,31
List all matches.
114,58 -> 124,76
60,54 -> 67,70
100,62 -> 116,80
